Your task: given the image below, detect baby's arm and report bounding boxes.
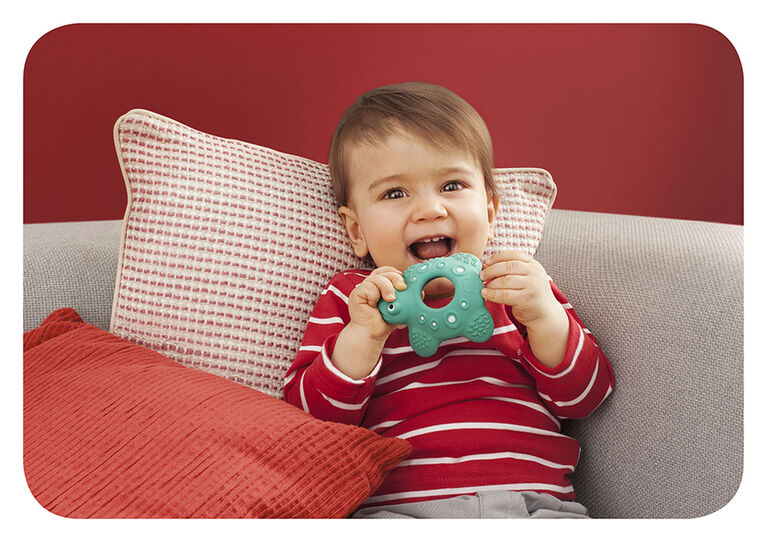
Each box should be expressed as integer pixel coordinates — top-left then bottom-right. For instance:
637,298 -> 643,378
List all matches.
332,267 -> 406,379
481,251 -> 569,367
481,251 -> 614,418
283,269 -> 405,425
519,282 -> 614,419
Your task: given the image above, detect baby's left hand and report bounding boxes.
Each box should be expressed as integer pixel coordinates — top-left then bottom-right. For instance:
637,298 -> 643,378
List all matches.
479,251 -> 563,329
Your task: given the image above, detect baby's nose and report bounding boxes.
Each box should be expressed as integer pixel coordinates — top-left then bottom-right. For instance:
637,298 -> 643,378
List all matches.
412,196 -> 448,221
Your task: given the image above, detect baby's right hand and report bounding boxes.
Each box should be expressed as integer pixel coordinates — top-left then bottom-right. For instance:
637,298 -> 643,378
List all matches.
331,267 -> 408,380
347,266 -> 408,342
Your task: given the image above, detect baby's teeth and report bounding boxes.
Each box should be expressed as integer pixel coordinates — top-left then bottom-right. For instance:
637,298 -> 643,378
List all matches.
416,237 -> 447,244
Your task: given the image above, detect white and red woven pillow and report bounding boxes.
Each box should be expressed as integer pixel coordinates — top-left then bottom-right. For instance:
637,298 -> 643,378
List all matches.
110,109 -> 557,398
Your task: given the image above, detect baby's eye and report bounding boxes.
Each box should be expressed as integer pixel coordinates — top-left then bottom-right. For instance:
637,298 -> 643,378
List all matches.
383,188 -> 406,200
442,181 -> 464,192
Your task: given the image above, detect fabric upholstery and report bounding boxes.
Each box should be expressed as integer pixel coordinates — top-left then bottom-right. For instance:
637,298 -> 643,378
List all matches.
23,219 -> 123,332
109,109 -> 556,397
23,308 -> 411,518
535,210 -> 743,518
21,209 -> 744,518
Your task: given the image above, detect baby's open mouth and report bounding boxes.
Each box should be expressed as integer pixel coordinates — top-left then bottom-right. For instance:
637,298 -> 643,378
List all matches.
409,237 -> 455,261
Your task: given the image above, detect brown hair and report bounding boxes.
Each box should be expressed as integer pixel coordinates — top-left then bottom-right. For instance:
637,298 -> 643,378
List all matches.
328,82 -> 498,206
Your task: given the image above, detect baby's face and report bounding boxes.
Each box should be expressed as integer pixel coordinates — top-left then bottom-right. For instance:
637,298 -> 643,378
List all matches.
339,129 -> 498,296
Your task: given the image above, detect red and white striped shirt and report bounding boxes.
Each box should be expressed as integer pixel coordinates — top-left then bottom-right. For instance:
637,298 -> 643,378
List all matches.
283,269 -> 614,509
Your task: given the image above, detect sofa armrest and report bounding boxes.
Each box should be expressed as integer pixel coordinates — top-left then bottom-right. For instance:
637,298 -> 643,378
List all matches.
23,220 -> 123,332
535,209 -> 743,518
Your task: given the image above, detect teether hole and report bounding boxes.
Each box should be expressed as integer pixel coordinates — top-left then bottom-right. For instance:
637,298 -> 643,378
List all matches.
448,315 -> 456,323
422,278 -> 455,302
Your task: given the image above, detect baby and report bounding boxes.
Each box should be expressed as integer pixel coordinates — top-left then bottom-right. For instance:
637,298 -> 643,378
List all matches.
284,82 -> 614,518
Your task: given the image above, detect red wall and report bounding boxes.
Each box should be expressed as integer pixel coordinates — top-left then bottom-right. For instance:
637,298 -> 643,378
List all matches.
24,24 -> 743,224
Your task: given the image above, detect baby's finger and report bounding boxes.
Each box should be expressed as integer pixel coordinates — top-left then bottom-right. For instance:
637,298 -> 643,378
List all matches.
382,271 -> 408,290
369,274 -> 398,303
372,267 -> 406,289
480,259 -> 531,281
351,281 -> 379,305
483,251 -> 533,267
372,266 -> 402,277
484,275 -> 527,291
481,286 -> 521,306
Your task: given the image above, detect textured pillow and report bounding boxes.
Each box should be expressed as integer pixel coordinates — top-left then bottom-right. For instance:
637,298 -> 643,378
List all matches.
110,109 -> 557,397
24,308 -> 411,518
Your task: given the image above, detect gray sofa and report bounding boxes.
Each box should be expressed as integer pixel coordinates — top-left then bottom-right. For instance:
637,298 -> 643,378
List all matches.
23,209 -> 743,519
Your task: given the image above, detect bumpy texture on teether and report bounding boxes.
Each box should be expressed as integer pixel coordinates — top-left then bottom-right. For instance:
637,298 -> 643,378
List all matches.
378,253 -> 494,357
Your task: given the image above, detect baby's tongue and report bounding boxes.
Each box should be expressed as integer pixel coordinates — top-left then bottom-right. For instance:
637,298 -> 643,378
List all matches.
411,239 -> 451,260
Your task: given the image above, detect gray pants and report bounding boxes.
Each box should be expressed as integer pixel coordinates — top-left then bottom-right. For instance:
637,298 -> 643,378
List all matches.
352,491 -> 588,519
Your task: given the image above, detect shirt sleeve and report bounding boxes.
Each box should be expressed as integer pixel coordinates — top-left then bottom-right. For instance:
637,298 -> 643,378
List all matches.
283,272 -> 381,425
512,279 -> 615,419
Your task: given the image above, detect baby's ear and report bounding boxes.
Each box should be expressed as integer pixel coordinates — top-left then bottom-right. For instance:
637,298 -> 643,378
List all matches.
338,206 -> 370,258
486,193 -> 500,240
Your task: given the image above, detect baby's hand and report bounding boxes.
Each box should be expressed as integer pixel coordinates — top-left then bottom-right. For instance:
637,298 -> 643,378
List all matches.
479,251 -> 562,329
331,267 -> 408,380
348,267 -> 408,342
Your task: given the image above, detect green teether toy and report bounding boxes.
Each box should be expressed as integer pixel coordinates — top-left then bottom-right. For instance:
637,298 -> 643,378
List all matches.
378,252 -> 494,357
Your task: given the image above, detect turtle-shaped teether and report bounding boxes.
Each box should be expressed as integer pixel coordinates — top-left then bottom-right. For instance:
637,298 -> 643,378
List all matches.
378,252 -> 494,357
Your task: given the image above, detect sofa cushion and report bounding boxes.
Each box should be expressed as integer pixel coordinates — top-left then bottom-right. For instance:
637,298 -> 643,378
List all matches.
110,109 -> 557,397
23,308 -> 411,518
